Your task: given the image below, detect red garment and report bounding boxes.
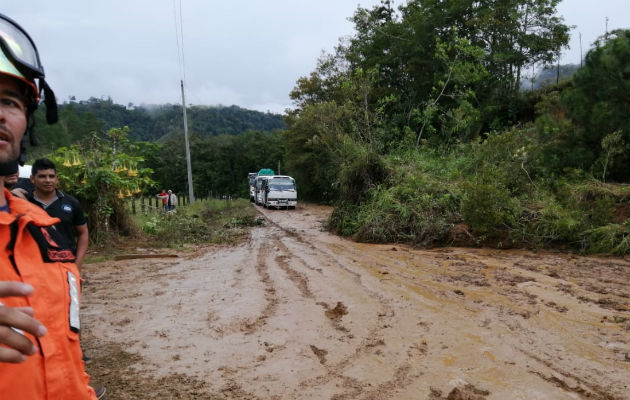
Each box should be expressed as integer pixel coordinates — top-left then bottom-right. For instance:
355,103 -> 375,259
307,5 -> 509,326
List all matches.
0,190 -> 96,400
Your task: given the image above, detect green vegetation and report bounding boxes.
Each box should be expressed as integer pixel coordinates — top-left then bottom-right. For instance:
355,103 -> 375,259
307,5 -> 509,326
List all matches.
30,1 -> 627,255
146,130 -> 284,198
136,199 -> 261,248
285,1 -> 629,255
33,101 -> 284,145
329,134 -> 629,254
49,127 -> 154,244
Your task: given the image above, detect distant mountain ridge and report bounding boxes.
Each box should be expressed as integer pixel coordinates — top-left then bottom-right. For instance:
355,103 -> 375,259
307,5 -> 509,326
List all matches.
61,98 -> 285,142
520,63 -> 580,91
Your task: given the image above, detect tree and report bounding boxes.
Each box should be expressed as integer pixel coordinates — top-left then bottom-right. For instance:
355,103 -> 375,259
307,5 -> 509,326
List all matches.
561,29 -> 630,182
49,127 -> 154,244
147,130 -> 285,198
284,101 -> 356,202
341,0 -> 570,137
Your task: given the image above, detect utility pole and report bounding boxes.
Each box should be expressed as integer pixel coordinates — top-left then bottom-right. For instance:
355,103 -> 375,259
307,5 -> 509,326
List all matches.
580,32 -> 583,68
556,59 -> 560,84
181,80 -> 195,203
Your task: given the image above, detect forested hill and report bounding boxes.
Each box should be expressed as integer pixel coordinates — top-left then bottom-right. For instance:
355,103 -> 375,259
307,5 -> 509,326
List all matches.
37,98 -> 285,143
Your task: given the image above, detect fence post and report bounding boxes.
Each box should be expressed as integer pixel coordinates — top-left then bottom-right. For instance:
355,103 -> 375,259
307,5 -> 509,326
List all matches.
141,197 -> 145,214
131,198 -> 136,215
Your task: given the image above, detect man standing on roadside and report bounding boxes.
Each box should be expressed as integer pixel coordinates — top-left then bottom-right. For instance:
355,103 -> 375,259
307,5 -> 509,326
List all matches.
167,189 -> 177,211
0,12 -> 101,399
157,189 -> 168,211
27,158 -> 89,270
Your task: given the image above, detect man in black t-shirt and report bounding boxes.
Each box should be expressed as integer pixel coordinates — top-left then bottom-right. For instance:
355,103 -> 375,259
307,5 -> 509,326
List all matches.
26,158 -> 89,270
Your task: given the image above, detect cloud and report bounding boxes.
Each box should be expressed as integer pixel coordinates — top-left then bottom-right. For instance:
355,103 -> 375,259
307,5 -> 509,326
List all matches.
4,0 -> 629,113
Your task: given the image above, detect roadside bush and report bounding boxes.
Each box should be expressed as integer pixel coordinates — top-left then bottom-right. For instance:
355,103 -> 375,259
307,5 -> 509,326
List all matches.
138,199 -> 258,247
329,203 -> 363,237
50,127 -> 154,246
463,128 -> 537,196
331,149 -> 460,245
460,181 -> 519,239
581,220 -> 630,255
336,141 -> 389,204
350,184 -> 459,245
516,196 -> 582,246
329,134 -> 628,254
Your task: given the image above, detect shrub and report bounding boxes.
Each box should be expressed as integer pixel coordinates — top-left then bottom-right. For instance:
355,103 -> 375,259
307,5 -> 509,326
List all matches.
138,199 -> 258,247
336,141 -> 389,204
461,181 -> 519,239
331,149 -> 460,245
581,220 -> 630,255
328,131 -> 628,254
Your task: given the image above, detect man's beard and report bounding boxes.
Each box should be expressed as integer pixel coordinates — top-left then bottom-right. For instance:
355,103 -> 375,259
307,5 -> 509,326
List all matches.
0,157 -> 19,176
0,129 -> 24,176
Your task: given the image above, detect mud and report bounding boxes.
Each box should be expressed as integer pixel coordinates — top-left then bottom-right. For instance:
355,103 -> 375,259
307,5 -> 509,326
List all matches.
81,204 -> 630,399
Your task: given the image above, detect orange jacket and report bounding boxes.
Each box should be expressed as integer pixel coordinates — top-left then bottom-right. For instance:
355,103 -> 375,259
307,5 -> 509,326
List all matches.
0,190 -> 96,400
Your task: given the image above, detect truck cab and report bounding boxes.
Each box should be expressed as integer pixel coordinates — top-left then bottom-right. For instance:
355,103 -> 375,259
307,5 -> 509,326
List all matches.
260,175 -> 297,209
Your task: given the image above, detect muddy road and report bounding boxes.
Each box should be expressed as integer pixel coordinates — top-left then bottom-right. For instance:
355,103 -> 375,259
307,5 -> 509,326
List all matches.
81,204 -> 630,399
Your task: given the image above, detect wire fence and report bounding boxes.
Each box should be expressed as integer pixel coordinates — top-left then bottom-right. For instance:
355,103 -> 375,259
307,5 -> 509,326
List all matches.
127,193 -> 235,214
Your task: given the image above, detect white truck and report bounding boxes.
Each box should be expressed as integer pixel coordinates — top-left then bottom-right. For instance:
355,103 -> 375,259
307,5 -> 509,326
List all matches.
259,175 -> 297,209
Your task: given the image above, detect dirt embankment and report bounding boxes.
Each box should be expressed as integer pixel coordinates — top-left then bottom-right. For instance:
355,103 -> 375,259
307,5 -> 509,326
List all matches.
81,204 -> 630,400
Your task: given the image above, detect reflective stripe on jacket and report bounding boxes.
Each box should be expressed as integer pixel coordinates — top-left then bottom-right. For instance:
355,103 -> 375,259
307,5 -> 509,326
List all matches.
0,189 -> 96,400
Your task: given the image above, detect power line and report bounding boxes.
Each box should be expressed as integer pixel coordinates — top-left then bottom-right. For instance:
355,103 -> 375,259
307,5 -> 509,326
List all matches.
172,0 -> 186,83
171,0 -> 195,203
178,0 -> 187,84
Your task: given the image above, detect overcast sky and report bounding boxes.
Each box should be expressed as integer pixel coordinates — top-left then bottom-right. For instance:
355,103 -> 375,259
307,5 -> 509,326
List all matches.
4,1 -> 629,113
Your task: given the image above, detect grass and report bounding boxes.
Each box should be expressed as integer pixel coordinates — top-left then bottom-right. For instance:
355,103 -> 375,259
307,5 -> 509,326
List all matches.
85,198 -> 261,263
136,198 -> 261,247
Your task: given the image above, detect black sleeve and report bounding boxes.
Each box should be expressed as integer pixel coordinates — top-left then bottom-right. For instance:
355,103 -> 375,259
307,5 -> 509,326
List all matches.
13,178 -> 34,192
72,198 -> 87,226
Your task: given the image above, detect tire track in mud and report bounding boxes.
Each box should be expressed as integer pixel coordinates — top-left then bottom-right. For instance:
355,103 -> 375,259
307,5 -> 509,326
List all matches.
297,328 -> 419,399
261,211 -> 365,284
264,208 -> 630,399
264,216 -> 399,335
291,302 -> 424,399
271,237 -> 314,299
437,253 -> 628,400
241,231 -> 280,335
272,229 -> 409,341
260,210 -> 423,398
521,349 -> 626,400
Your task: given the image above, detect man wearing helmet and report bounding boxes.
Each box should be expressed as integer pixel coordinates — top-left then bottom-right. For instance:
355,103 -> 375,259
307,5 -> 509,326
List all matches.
0,13 -> 100,399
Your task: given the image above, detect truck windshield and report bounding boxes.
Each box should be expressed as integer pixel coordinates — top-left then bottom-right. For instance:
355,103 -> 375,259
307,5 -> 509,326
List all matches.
269,178 -> 295,191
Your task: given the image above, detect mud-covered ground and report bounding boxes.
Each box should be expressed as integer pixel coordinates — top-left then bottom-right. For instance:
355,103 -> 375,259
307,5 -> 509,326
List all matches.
81,204 -> 630,400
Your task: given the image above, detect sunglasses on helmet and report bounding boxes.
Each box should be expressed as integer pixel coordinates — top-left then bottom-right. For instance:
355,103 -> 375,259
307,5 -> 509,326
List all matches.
0,13 -> 45,81
0,13 -> 58,129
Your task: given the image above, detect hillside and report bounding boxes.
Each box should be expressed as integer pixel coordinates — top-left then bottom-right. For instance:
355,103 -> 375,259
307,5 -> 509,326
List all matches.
34,98 -> 285,144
